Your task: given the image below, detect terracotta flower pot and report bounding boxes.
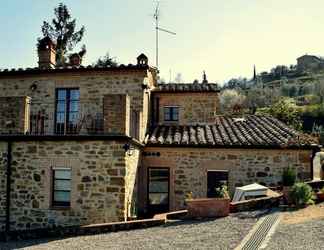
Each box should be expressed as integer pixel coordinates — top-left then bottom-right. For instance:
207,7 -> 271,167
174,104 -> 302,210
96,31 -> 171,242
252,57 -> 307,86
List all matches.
282,186 -> 293,205
186,198 -> 230,218
317,192 -> 324,202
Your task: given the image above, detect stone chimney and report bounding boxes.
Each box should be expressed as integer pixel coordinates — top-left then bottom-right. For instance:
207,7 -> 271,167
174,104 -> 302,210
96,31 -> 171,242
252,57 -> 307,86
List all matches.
137,53 -> 148,66
69,53 -> 81,66
37,36 -> 56,69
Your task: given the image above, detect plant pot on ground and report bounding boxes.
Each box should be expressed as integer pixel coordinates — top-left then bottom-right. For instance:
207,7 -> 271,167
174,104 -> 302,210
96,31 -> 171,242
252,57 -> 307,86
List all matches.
282,167 -> 297,205
316,187 -> 324,202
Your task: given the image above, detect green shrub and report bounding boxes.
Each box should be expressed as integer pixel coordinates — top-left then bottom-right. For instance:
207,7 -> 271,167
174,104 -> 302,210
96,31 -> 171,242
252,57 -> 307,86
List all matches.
215,185 -> 229,198
282,167 -> 296,186
290,183 -> 315,207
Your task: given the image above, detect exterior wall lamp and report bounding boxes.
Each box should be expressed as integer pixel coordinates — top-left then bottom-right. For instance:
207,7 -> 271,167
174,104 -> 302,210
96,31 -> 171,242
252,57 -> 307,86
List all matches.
123,143 -> 135,156
30,83 -> 37,91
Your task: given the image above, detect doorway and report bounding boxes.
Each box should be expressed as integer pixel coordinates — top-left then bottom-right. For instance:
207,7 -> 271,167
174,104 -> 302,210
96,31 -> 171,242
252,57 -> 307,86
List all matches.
147,168 -> 170,215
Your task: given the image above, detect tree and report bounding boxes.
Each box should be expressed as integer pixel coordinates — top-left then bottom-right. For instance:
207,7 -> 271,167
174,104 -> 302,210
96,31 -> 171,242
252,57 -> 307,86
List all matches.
223,77 -> 248,90
314,80 -> 324,103
268,98 -> 302,130
93,53 -> 118,67
39,3 -> 85,65
219,89 -> 246,113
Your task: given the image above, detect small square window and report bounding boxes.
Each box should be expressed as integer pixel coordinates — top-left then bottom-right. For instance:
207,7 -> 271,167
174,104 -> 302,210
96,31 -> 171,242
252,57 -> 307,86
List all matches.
52,168 -> 71,207
164,107 -> 179,122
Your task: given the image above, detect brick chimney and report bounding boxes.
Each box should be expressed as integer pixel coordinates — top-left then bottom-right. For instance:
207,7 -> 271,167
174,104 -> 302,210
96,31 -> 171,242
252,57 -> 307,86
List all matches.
37,36 -> 56,69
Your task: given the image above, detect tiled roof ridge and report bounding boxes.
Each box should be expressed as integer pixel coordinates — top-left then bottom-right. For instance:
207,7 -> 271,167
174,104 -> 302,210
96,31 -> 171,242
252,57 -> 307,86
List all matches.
0,63 -> 151,76
153,82 -> 220,92
146,115 -> 318,148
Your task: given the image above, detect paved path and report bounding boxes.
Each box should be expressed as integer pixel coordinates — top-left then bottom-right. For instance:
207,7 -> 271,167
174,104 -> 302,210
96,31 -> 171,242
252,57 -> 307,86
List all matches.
0,215 -> 257,250
264,218 -> 324,250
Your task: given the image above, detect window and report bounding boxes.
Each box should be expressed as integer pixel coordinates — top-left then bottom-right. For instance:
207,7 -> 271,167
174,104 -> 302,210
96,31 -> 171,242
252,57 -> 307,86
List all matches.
130,110 -> 140,140
52,168 -> 71,207
164,106 -> 179,122
148,168 -> 170,214
55,88 -> 80,134
207,170 -> 228,198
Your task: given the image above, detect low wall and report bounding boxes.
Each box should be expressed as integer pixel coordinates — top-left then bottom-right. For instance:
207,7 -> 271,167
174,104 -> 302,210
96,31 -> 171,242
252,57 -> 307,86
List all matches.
0,218 -> 165,241
230,195 -> 282,213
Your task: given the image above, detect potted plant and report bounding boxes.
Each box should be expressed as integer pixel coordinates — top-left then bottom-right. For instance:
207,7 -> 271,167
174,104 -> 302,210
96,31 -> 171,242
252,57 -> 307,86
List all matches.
186,185 -> 230,218
282,167 -> 296,204
316,187 -> 324,202
289,182 -> 315,208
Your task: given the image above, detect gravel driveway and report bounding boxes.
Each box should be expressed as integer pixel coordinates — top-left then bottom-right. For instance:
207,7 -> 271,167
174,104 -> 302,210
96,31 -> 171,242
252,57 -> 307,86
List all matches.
0,215 -> 257,250
265,218 -> 324,250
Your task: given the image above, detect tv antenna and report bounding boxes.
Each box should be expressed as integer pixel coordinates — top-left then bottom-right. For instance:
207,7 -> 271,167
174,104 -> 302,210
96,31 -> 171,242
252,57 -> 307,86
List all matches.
154,1 -> 176,70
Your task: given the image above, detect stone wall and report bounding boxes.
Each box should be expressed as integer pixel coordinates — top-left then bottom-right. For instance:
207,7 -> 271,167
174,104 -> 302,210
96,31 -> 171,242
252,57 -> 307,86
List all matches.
140,147 -> 313,211
0,96 -> 30,134
0,70 -> 152,141
0,139 -> 142,232
103,94 -> 130,135
153,92 -> 219,125
0,143 -> 6,231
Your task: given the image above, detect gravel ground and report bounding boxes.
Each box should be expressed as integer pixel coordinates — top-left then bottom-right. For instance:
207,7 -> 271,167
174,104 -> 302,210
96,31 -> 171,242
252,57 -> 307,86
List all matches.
265,218 -> 324,250
0,215 -> 257,250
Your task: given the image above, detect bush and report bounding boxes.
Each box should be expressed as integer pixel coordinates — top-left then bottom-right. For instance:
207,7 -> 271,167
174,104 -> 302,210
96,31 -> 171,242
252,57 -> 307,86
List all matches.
282,167 -> 296,186
215,185 -> 229,198
290,183 -> 315,207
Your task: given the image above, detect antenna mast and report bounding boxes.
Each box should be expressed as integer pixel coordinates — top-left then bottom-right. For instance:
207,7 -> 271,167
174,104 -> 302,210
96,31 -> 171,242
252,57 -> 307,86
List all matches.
154,1 -> 176,70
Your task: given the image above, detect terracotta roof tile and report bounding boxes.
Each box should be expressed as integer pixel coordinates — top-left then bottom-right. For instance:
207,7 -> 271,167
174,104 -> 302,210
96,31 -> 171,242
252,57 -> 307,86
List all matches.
153,83 -> 220,93
0,64 -> 151,77
146,115 -> 318,148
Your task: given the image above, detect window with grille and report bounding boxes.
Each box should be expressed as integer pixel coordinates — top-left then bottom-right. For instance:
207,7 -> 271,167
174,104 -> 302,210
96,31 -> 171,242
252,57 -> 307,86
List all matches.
52,168 -> 71,207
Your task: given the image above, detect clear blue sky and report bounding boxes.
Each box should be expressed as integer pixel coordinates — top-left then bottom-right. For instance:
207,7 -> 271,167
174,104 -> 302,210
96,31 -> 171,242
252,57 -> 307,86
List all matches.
1,0 -> 324,84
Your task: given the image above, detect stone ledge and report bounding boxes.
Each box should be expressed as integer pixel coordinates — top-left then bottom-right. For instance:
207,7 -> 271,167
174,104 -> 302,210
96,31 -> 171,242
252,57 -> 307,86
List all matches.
0,218 -> 165,242
230,195 -> 282,213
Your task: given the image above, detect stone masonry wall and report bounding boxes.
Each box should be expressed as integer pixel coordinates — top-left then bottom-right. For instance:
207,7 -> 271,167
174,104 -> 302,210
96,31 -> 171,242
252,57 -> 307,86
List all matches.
0,139 -> 140,232
140,147 -> 312,211
153,92 -> 219,125
0,96 -> 30,134
0,143 -> 7,231
0,71 -> 150,141
103,94 -> 130,135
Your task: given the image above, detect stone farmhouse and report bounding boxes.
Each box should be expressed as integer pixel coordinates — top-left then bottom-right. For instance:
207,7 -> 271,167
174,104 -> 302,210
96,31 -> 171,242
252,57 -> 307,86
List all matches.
0,37 -> 319,233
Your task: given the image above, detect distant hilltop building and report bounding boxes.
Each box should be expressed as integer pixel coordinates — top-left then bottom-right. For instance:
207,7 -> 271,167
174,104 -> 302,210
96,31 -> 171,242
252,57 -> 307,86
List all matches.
258,54 -> 324,84
297,54 -> 324,72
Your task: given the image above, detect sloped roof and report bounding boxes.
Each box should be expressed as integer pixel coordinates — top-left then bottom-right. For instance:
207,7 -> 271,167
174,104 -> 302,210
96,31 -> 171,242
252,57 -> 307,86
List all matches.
153,83 -> 220,93
146,115 -> 318,148
0,64 -> 152,77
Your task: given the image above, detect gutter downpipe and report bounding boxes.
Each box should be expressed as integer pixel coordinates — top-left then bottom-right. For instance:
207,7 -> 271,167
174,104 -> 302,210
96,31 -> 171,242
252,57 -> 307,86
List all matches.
5,141 -> 12,237
311,145 -> 321,180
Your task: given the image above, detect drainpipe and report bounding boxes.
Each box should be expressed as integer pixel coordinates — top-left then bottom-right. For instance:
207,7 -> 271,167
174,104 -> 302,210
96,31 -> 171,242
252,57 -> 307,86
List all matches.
311,146 -> 321,180
5,141 -> 12,235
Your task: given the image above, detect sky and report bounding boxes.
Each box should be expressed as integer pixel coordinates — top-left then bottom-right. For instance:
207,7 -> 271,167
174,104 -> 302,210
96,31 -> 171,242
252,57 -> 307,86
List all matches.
1,0 -> 324,84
